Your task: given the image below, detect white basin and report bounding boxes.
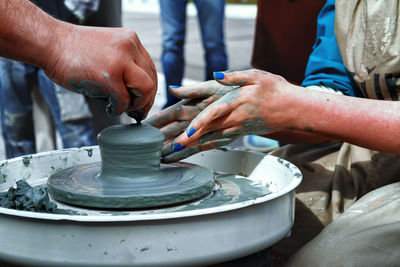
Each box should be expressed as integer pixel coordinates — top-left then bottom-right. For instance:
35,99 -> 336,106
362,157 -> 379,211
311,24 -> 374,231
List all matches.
0,147 -> 301,266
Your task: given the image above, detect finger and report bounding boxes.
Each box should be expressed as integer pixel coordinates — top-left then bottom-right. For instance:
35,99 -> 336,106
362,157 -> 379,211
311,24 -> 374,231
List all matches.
159,121 -> 190,140
161,127 -> 239,159
131,32 -> 158,84
213,69 -> 264,86
124,63 -> 155,113
107,93 -> 129,115
139,95 -> 154,119
145,99 -> 190,128
173,89 -> 242,147
106,83 -> 131,116
132,39 -> 157,118
161,138 -> 175,157
145,97 -> 214,129
169,80 -> 233,99
199,135 -> 239,151
182,127 -> 241,150
162,146 -> 201,163
162,136 -> 239,163
69,79 -> 109,99
69,78 -> 130,116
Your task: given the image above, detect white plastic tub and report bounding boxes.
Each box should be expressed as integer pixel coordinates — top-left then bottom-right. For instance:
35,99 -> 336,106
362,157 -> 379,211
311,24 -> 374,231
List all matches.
0,147 -> 301,266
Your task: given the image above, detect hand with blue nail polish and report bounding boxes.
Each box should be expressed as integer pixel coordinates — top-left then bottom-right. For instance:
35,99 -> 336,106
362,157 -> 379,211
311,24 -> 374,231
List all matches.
153,63 -> 400,166
213,72 -> 225,80
159,69 -> 318,162
149,69 -> 343,163
187,128 -> 196,137
146,80 -> 236,141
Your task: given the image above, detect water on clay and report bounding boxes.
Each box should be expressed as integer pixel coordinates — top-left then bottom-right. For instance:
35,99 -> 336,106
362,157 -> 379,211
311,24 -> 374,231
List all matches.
50,172 -> 271,216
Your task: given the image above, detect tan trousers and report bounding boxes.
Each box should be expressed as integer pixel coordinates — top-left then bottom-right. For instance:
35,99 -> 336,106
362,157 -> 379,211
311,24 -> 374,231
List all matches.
270,142 -> 400,265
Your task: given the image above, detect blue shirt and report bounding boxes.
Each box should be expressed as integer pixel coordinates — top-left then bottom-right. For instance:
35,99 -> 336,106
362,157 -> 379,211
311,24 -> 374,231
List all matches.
301,0 -> 355,96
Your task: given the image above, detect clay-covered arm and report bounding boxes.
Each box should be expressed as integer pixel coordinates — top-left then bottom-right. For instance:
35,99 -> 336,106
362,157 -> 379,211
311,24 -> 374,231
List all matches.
0,0 -> 157,116
151,69 -> 400,162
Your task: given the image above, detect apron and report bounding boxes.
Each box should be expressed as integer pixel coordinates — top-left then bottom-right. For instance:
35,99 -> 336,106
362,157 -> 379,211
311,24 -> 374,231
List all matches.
335,0 -> 400,100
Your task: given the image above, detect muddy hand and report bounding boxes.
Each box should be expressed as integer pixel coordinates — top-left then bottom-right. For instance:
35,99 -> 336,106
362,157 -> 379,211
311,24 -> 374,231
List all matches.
43,24 -> 157,116
167,69 -> 292,160
146,80 -> 236,141
162,135 -> 239,163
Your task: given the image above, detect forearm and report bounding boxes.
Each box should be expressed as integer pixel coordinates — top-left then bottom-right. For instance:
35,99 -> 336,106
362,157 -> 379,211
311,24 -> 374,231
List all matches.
0,0 -> 67,68
264,130 -> 333,144
284,85 -> 400,153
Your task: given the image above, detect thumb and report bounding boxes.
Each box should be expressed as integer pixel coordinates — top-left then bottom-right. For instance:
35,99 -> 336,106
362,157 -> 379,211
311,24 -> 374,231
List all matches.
213,70 -> 255,87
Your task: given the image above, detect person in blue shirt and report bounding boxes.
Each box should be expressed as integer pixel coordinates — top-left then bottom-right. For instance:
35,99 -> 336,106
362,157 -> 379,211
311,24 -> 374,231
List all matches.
147,0 -> 400,264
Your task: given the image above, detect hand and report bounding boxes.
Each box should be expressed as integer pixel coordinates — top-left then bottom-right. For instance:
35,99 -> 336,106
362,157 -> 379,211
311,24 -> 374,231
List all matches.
43,24 -> 157,116
145,80 -> 238,162
163,69 -> 294,162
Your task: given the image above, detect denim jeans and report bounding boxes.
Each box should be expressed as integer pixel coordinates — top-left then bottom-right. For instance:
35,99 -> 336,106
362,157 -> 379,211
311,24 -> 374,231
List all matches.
159,0 -> 228,108
0,58 -> 96,159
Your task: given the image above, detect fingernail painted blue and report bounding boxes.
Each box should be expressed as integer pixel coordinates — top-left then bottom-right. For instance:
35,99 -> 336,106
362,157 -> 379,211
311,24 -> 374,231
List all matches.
170,85 -> 180,89
214,72 -> 225,80
187,128 -> 196,137
181,145 -> 186,150
173,143 -> 182,152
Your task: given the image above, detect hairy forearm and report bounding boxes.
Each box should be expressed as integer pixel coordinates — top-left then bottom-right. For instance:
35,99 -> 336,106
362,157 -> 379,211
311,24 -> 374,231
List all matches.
0,0 -> 66,68
282,84 -> 400,153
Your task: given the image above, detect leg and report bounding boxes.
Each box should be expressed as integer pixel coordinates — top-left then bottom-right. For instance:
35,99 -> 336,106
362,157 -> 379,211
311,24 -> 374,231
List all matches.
270,142 -> 400,264
0,59 -> 36,158
36,69 -> 96,149
159,0 -> 187,108
287,182 -> 400,266
194,0 -> 228,80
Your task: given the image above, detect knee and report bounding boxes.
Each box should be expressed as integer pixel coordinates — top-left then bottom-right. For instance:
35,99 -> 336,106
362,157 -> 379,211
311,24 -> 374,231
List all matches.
162,38 -> 185,56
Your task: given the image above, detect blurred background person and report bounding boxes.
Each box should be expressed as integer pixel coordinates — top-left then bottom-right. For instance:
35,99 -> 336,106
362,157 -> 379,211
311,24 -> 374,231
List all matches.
159,0 -> 228,108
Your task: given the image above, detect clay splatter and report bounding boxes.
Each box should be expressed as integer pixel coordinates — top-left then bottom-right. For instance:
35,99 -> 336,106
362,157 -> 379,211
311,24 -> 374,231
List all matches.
140,246 -> 150,252
22,156 -> 32,167
85,148 -> 93,157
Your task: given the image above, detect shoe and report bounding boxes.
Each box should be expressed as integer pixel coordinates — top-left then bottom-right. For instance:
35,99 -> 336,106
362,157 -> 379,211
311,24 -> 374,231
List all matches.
242,135 -> 280,152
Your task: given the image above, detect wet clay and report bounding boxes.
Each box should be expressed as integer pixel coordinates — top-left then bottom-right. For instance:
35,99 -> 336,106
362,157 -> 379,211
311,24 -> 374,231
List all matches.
47,123 -> 215,209
0,180 -> 58,212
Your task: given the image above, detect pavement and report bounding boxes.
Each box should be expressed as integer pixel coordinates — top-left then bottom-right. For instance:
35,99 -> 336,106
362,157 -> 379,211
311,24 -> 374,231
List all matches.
0,1 -> 256,160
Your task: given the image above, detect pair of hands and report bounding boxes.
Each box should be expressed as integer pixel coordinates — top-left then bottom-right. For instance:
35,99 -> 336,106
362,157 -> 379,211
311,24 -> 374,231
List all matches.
43,24 -> 157,118
146,69 -> 292,162
40,20 -> 292,159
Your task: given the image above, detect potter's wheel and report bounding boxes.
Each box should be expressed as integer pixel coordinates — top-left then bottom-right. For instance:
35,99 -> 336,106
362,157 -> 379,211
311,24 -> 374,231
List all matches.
0,147 -> 301,266
47,123 -> 215,208
47,162 -> 214,209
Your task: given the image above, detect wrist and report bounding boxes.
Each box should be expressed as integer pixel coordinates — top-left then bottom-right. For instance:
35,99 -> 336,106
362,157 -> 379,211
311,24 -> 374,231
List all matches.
280,85 -> 325,132
35,18 -> 73,71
